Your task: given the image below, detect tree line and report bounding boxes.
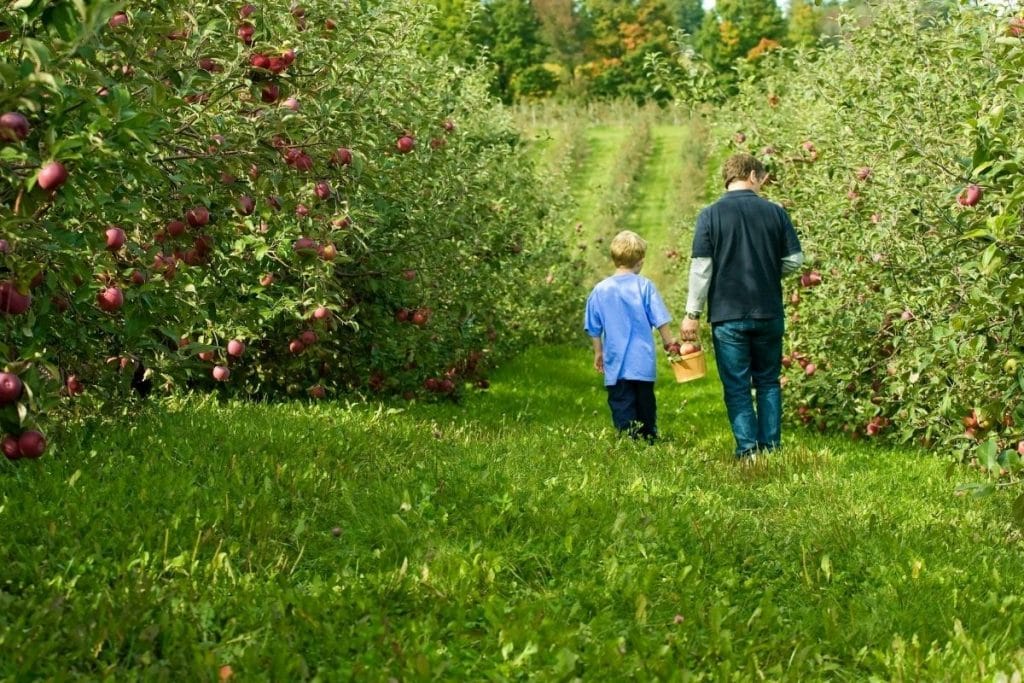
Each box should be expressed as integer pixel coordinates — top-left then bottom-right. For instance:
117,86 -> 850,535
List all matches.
424,0 -> 864,103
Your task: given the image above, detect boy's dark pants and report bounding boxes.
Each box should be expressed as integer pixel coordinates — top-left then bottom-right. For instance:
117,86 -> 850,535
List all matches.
607,379 -> 657,441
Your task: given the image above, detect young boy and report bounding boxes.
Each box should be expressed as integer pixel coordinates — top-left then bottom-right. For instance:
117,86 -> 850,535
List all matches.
584,230 -> 675,441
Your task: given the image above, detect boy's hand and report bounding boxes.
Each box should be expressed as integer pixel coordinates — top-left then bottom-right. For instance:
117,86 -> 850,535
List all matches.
593,351 -> 604,374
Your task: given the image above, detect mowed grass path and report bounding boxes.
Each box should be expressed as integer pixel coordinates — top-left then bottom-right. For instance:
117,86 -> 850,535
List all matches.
622,125 -> 693,293
2,347 -> 1022,680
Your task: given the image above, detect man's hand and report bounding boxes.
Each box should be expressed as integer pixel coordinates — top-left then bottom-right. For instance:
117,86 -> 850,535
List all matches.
680,317 -> 700,342
593,351 -> 604,374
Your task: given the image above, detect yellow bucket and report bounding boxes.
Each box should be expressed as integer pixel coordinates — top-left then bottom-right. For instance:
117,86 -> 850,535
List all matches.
670,349 -> 707,383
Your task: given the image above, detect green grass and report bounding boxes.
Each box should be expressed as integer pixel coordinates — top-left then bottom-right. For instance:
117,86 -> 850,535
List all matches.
2,346 -> 1023,680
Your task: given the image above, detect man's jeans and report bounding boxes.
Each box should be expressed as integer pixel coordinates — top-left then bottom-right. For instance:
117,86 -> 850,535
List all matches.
711,317 -> 785,456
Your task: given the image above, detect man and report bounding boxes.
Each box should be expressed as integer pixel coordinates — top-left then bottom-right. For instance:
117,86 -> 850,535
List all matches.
680,153 -> 803,460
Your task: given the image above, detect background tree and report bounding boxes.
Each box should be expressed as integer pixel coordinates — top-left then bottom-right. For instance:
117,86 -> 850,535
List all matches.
576,0 -> 676,102
694,0 -> 787,86
477,0 -> 549,102
423,0 -> 480,64
786,0 -> 823,48
670,0 -> 705,36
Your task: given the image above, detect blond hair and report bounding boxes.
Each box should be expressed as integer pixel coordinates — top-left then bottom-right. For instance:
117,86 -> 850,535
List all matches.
722,153 -> 767,189
610,230 -> 646,267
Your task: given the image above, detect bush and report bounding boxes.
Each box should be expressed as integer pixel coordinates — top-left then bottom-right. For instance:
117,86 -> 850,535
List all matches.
694,2 -> 1024,460
0,0 -> 583,452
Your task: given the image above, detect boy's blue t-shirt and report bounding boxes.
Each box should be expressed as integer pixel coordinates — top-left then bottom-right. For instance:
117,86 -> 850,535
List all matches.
584,272 -> 672,387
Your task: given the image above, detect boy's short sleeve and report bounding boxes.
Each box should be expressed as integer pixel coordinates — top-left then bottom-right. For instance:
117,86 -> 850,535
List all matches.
645,282 -> 672,328
584,291 -> 603,338
691,209 -> 713,259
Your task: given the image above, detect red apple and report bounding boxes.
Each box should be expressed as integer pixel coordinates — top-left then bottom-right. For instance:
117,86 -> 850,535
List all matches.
108,12 -> 129,28
396,136 -> 415,154
282,97 -> 300,112
411,309 -> 428,326
856,167 -> 872,181
37,161 -> 68,191
227,339 -> 245,357
261,83 -> 280,103
186,206 -> 210,228
198,57 -> 221,72
300,330 -> 317,346
804,363 -> 817,376
66,374 -> 84,395
97,286 -> 124,312
237,22 -> 256,44
402,269 -> 416,281
105,226 -> 126,251
260,273 -> 274,286
0,372 -> 23,405
0,282 -> 32,314
166,219 -> 187,237
198,350 -> 215,362
314,181 -> 331,200
17,430 -> 45,459
289,339 -> 305,354
237,196 -> 255,216
240,3 -> 257,17
0,239 -> 8,254
331,147 -> 353,166
319,243 -> 337,261
443,119 -> 455,132
395,308 -> 410,322
309,384 -> 326,399
250,53 -> 270,69
130,270 -> 147,286
2,434 -> 20,460
680,342 -> 699,355
313,306 -> 331,320
212,365 -> 230,381
0,112 -> 30,142
293,237 -> 318,255
958,184 -> 982,207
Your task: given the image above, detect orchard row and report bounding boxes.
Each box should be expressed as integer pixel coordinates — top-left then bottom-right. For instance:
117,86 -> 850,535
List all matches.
705,3 -> 1024,462
0,0 -> 582,459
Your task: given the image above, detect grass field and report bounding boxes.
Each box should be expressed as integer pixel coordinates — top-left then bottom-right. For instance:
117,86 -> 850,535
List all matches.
3,346 -> 1022,680
3,108 -> 1023,680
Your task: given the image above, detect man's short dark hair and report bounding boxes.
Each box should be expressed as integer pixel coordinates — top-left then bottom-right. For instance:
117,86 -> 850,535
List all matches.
722,154 -> 767,189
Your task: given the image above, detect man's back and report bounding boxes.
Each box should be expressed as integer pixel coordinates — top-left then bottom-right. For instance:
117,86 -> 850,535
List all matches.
693,189 -> 801,324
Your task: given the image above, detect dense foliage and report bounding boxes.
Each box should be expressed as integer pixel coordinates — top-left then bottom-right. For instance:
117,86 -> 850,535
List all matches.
693,1 -> 1024,465
0,0 -> 583,457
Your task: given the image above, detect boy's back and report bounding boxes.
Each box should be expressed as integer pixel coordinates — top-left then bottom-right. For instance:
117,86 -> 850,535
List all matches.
584,272 -> 671,386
